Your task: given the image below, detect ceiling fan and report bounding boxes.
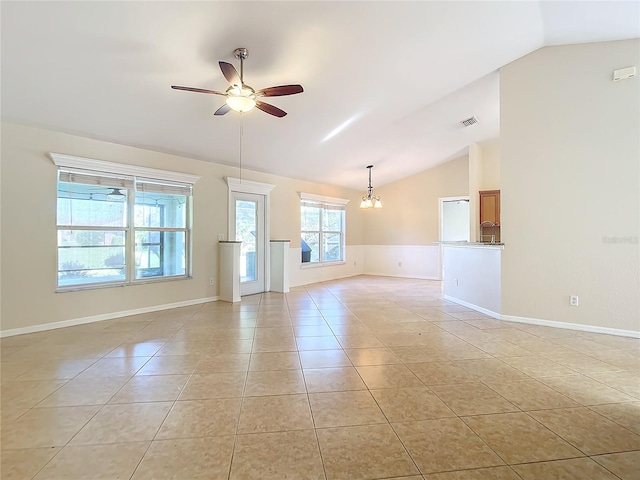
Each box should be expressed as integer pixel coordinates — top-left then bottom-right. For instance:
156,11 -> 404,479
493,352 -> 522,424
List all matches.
171,48 -> 303,118
106,188 -> 126,200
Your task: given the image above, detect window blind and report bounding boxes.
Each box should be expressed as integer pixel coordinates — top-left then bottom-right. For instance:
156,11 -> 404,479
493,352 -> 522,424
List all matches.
58,169 -> 134,189
300,200 -> 345,210
135,179 -> 192,196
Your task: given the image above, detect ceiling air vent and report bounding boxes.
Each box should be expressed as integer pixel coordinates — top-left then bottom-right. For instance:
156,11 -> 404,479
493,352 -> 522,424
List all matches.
461,116 -> 478,127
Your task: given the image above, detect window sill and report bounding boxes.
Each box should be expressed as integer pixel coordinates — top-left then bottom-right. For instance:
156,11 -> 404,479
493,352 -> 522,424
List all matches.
300,261 -> 346,269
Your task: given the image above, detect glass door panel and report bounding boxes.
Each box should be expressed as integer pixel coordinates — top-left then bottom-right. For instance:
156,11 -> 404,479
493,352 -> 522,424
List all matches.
236,200 -> 257,283
231,192 -> 265,296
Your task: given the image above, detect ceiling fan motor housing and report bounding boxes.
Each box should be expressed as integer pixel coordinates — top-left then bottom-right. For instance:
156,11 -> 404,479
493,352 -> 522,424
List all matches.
233,48 -> 249,61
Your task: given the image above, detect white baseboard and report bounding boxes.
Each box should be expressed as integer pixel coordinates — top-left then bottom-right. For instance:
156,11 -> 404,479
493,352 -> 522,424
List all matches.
368,272 -> 441,281
444,295 -> 501,319
444,298 -> 639,338
0,296 -> 219,338
502,314 -> 640,339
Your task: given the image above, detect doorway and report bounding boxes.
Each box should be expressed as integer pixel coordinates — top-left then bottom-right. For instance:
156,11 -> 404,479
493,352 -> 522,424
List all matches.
226,177 -> 274,297
439,196 -> 470,279
441,198 -> 470,242
230,192 -> 265,296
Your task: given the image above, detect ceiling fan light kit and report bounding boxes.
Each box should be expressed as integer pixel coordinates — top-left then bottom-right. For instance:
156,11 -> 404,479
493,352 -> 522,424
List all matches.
225,85 -> 256,113
107,188 -> 126,201
172,47 -> 303,118
360,165 -> 382,209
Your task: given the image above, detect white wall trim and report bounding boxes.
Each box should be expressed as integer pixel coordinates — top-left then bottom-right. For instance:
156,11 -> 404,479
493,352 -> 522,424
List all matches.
368,273 -> 441,281
0,296 -> 219,338
443,297 -> 640,338
226,177 -> 275,195
363,245 -> 441,280
299,192 -> 350,205
444,294 -> 500,319
49,152 -> 201,184
502,314 -> 640,339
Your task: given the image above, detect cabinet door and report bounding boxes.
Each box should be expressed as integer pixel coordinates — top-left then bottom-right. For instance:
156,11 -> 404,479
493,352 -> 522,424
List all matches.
480,190 -> 500,225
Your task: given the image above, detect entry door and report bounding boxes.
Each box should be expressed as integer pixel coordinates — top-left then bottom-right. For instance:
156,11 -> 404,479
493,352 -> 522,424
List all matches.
231,192 -> 265,296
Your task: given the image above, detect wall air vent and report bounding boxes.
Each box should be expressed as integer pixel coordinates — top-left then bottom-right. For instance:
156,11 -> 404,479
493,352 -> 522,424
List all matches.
461,116 -> 478,127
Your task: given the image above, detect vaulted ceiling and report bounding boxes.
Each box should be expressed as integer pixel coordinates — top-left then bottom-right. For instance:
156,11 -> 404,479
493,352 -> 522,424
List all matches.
2,1 -> 638,189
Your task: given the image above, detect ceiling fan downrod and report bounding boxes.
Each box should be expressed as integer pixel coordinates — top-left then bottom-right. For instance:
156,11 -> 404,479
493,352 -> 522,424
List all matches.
234,48 -> 249,85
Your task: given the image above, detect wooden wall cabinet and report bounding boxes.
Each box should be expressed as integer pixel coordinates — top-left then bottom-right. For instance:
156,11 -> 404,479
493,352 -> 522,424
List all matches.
479,190 -> 501,242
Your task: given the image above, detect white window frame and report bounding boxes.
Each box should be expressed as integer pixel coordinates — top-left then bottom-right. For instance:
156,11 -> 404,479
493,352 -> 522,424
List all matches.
299,192 -> 349,268
50,153 -> 200,291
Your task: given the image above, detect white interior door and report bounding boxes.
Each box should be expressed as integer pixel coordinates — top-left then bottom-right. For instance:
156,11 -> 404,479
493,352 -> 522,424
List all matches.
230,192 -> 265,296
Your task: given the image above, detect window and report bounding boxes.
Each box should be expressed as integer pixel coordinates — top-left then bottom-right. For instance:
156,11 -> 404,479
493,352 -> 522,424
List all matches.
300,193 -> 348,265
53,154 -> 198,290
134,180 -> 190,280
57,172 -> 130,287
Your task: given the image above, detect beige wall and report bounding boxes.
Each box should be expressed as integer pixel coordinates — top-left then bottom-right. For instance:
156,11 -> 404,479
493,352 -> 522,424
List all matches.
0,123 -> 363,332
363,155 -> 469,245
501,39 -> 640,332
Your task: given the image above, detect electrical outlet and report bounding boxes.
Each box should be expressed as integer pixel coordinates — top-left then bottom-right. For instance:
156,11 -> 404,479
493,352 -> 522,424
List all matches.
398,261 -> 402,267
209,278 -> 215,286
218,234 -> 224,241
570,295 -> 579,306
455,278 -> 459,287
353,261 -> 356,267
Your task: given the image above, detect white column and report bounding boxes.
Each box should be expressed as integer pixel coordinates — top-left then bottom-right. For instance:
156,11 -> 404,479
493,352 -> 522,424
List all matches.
270,240 -> 290,293
468,143 -> 482,241
219,241 -> 242,303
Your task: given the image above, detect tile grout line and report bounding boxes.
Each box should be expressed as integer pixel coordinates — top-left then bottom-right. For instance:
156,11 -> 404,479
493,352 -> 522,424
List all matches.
128,303 -> 204,480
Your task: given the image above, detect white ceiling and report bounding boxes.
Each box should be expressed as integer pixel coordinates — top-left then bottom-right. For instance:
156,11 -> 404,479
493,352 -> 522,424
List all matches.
2,1 -> 638,189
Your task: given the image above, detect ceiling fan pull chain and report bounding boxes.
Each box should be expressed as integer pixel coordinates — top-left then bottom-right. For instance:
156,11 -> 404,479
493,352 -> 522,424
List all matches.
239,113 -> 244,183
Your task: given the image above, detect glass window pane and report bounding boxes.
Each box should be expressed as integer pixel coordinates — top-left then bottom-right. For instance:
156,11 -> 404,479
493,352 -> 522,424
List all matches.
301,206 -> 320,231
323,233 -> 342,262
57,230 -> 126,286
135,193 -> 187,228
135,231 -> 186,279
323,209 -> 343,232
236,200 -> 257,282
57,182 -> 127,227
302,232 -> 320,263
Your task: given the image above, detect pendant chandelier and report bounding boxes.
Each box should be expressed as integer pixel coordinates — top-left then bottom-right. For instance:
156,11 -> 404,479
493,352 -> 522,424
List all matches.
360,165 -> 382,209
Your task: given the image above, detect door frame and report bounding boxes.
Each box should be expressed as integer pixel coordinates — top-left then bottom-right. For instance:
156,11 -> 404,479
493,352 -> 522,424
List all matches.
438,196 -> 470,280
231,192 -> 265,296
226,177 -> 275,294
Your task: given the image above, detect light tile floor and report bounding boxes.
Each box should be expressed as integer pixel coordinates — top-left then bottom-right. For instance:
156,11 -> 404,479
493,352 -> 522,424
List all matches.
1,276 -> 639,479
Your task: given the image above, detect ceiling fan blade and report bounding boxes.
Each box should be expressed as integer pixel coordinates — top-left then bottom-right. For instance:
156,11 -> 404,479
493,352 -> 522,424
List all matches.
171,85 -> 225,95
256,101 -> 287,118
219,61 -> 241,86
214,104 -> 231,116
257,85 -> 304,97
